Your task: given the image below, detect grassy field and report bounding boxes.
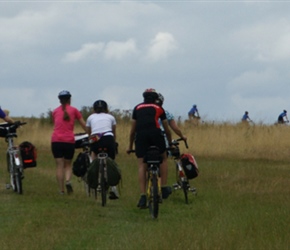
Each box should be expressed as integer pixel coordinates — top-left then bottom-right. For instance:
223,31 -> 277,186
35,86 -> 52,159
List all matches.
0,119 -> 289,250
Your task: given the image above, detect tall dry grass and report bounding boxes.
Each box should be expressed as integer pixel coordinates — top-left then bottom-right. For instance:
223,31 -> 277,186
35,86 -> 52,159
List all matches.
3,118 -> 290,162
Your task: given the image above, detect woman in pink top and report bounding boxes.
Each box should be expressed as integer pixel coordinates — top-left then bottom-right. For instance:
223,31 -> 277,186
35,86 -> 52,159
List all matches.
51,90 -> 87,195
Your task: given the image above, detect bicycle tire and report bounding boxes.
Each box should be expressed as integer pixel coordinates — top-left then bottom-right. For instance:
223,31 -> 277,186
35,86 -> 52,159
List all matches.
182,181 -> 188,204
15,169 -> 23,194
100,160 -> 107,207
149,174 -> 159,219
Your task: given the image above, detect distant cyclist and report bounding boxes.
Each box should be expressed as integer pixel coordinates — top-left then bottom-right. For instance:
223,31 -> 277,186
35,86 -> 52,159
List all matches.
188,104 -> 200,120
0,107 -> 13,123
241,111 -> 253,123
127,88 -> 172,208
277,110 -> 289,124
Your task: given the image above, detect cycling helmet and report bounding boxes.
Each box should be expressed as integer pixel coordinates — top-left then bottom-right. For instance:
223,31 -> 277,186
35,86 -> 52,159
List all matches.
245,111 -> 248,114
58,90 -> 71,98
142,88 -> 158,101
93,100 -> 108,112
193,104 -> 197,108
284,110 -> 287,113
156,93 -> 164,106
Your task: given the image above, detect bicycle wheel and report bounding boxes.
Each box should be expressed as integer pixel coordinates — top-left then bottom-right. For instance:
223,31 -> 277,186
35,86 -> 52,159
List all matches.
100,161 -> 107,206
14,168 -> 23,194
181,180 -> 188,204
148,174 -> 159,219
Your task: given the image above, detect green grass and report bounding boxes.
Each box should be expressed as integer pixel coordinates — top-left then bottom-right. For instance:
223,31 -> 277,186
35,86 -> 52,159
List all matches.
0,150 -> 289,250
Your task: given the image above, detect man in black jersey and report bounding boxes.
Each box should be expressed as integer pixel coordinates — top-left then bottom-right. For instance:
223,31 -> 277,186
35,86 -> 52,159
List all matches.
127,88 -> 172,208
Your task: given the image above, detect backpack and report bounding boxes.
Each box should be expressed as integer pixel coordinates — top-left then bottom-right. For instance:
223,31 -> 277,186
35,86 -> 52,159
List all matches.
19,141 -> 37,169
73,152 -> 90,177
87,157 -> 121,188
180,153 -> 199,179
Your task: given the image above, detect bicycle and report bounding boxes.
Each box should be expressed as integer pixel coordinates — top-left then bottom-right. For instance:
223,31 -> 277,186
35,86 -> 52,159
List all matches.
129,146 -> 162,219
167,138 -> 197,204
0,121 -> 27,194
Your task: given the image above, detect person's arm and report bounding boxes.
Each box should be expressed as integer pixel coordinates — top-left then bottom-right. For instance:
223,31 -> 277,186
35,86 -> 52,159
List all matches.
161,119 -> 172,145
169,119 -> 187,141
112,124 -> 116,140
78,117 -> 87,132
127,120 -> 136,153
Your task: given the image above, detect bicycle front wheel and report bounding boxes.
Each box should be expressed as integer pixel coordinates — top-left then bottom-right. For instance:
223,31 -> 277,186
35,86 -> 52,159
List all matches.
148,174 -> 159,219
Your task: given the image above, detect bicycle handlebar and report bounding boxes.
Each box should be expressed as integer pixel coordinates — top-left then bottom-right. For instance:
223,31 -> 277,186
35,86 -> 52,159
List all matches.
0,121 -> 27,129
170,138 -> 188,149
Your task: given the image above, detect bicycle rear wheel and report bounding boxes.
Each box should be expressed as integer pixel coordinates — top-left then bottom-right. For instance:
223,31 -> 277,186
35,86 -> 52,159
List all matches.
148,174 -> 159,219
100,161 -> 107,207
181,180 -> 188,204
15,169 -> 23,194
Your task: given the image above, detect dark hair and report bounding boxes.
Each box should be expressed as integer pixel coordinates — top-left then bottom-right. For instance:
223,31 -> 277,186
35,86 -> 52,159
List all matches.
93,100 -> 108,113
142,88 -> 158,104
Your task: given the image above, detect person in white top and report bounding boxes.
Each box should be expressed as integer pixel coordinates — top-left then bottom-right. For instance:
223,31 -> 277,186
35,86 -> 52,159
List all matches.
86,100 -> 118,199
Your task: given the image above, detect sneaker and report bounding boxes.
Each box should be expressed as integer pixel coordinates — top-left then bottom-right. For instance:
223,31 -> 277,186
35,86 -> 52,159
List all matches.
65,183 -> 73,195
137,195 -> 147,209
109,187 -> 119,200
161,186 -> 172,199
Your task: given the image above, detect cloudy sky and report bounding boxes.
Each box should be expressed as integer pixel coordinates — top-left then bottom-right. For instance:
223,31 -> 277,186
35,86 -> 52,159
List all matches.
1,0 -> 290,124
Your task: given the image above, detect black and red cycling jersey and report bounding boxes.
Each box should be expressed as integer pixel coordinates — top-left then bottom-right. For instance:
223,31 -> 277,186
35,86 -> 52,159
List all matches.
132,102 -> 166,131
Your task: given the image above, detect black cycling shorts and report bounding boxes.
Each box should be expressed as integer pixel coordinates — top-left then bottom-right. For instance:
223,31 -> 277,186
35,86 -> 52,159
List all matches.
51,142 -> 75,160
90,135 -> 116,160
134,129 -> 166,158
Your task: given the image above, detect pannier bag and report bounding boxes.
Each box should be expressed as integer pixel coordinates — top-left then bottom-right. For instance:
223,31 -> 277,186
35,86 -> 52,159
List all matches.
73,152 -> 90,177
19,141 -> 37,168
180,153 -> 199,179
87,157 -> 121,188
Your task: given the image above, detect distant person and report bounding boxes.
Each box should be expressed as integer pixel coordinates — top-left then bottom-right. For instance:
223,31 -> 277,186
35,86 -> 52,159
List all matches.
278,110 -> 289,124
241,111 -> 253,123
188,104 -> 200,120
51,90 -> 87,195
0,107 -> 13,123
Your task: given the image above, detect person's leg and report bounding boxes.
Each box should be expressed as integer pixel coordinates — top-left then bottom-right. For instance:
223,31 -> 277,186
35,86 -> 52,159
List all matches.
159,152 -> 168,186
138,158 -> 146,194
55,158 -> 65,193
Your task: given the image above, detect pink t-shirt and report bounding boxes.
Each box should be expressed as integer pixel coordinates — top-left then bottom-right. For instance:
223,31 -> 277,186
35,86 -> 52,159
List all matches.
51,105 -> 82,143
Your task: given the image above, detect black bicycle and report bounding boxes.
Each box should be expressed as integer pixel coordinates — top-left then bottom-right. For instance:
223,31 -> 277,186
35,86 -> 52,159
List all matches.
167,138 -> 197,204
129,146 -> 162,219
0,121 -> 27,194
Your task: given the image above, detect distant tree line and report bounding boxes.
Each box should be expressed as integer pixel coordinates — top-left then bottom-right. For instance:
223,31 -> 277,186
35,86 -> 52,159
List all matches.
39,106 -> 132,124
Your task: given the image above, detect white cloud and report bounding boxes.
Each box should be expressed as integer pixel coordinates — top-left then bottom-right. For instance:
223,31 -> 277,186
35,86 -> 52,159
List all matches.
231,19 -> 290,62
62,43 -> 104,63
104,39 -> 138,60
146,32 -> 178,62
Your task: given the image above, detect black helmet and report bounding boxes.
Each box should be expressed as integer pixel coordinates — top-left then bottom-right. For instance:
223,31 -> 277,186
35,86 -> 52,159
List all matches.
142,88 -> 158,102
93,100 -> 108,113
245,111 -> 248,114
156,93 -> 164,106
58,90 -> 71,99
284,110 -> 287,113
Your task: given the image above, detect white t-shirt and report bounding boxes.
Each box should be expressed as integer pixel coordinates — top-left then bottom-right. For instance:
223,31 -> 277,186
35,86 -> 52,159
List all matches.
86,113 -> 116,136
